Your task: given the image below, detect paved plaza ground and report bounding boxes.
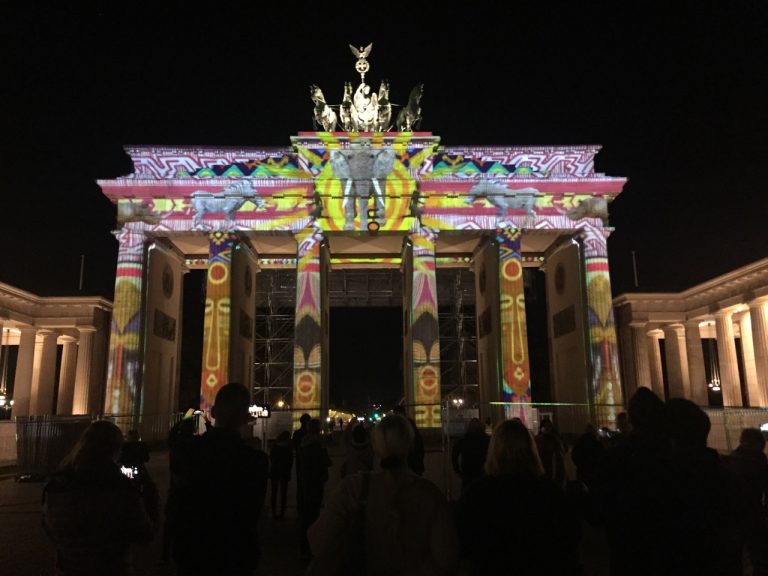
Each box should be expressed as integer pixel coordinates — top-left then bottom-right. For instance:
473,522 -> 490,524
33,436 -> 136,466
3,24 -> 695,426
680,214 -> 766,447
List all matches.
0,435 -> 610,576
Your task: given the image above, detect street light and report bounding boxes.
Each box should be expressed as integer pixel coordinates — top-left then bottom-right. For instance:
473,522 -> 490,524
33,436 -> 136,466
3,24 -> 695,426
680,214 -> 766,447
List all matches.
452,398 -> 464,408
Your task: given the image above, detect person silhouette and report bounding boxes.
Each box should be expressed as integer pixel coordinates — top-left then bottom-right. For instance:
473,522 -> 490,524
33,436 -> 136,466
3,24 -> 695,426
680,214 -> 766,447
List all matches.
167,383 -> 268,576
269,430 -> 293,520
43,420 -> 157,576
308,414 -> 457,575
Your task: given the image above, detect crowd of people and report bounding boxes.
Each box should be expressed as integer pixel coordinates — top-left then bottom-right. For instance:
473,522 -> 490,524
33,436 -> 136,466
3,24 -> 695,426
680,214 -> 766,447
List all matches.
39,383 -> 768,576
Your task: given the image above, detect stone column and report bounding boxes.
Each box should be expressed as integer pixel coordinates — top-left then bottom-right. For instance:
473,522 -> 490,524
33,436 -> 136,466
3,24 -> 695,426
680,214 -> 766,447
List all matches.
629,323 -> 652,393
738,312 -> 763,407
715,311 -> 743,407
104,224 -> 148,416
580,224 -> 623,423
200,232 -> 236,413
31,331 -> 58,415
748,299 -> 768,407
496,228 -> 531,420
293,226 -> 325,426
55,336 -> 78,415
12,327 -> 37,417
647,330 -> 665,399
684,320 -> 709,406
662,324 -> 690,399
72,327 -> 97,415
406,227 -> 441,429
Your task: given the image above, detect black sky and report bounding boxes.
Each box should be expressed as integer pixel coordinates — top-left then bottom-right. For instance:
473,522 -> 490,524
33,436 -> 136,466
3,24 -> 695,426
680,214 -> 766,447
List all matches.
2,2 -> 767,299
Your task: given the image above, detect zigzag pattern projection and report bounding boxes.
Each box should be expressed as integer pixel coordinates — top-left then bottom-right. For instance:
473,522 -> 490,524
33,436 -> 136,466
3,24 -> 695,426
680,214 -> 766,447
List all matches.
187,155 -> 310,179
429,153 -> 543,178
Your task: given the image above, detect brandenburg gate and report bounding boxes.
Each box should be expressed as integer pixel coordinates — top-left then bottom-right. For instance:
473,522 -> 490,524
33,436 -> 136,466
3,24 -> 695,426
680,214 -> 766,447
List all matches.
98,47 -> 627,428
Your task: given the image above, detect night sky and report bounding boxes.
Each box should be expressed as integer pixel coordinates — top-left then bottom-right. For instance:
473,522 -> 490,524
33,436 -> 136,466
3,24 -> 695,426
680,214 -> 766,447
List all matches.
3,4 -> 767,408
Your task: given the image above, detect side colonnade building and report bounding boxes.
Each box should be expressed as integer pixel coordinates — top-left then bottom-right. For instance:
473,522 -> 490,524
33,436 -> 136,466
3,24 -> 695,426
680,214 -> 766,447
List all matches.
0,282 -> 110,417
614,258 -> 768,408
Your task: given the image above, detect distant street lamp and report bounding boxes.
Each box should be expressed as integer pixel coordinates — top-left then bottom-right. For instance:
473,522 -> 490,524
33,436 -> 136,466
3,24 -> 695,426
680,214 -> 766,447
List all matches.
452,398 -> 464,408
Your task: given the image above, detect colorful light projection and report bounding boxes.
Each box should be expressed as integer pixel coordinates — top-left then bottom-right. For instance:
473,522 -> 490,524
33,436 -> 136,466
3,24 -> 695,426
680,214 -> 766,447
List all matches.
410,227 -> 441,428
200,232 -> 235,412
105,225 -> 147,416
580,224 -> 623,421
293,226 -> 324,424
297,132 -> 435,232
496,228 -> 531,419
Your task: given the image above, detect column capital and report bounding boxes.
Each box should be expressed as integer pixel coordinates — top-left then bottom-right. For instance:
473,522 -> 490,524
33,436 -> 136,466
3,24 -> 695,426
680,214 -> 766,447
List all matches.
714,309 -> 734,322
662,324 -> 685,336
76,325 -> 98,334
684,319 -> 703,329
112,222 -> 147,241
749,297 -> 768,309
59,335 -> 77,343
294,225 -> 324,254
629,321 -> 649,330
410,225 -> 439,241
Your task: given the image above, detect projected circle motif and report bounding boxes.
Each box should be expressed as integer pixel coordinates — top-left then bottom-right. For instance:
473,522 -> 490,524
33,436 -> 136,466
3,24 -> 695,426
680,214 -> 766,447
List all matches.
502,259 -> 522,282
209,262 -> 229,284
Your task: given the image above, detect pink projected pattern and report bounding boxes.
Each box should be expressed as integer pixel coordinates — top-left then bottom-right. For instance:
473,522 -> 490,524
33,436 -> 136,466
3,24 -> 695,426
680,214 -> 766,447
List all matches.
99,134 -> 627,422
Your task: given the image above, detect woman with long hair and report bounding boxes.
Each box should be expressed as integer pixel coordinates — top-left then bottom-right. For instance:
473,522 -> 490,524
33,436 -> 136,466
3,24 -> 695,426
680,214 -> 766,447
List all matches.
456,419 -> 579,575
308,413 -> 457,575
43,420 -> 157,576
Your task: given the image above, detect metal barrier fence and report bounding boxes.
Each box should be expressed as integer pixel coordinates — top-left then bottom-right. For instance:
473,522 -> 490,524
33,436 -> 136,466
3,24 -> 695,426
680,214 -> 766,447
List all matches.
15,415 -> 94,478
108,412 -> 185,445
703,407 -> 768,452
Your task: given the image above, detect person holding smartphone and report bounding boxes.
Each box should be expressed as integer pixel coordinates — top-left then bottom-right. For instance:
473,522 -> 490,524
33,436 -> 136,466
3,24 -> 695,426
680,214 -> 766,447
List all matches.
43,420 -> 158,576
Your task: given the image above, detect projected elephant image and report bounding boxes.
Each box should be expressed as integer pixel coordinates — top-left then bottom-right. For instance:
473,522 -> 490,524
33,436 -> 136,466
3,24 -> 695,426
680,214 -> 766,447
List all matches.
330,145 -> 396,230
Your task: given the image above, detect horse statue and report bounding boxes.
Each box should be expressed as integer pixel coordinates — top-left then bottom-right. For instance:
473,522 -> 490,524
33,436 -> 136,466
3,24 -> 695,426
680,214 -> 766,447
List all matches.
374,79 -> 392,132
339,82 -> 354,131
396,83 -> 424,131
310,85 -> 338,132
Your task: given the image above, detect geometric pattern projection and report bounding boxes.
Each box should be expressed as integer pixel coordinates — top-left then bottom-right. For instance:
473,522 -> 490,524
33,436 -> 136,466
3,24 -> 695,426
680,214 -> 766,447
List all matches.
105,226 -> 147,416
410,227 -> 441,428
582,225 -> 623,422
496,227 -> 531,414
292,226 -> 324,423
200,232 -> 235,412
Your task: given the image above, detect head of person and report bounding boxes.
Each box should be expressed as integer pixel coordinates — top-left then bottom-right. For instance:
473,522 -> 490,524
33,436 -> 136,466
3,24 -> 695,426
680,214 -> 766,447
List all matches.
615,411 -> 630,433
467,418 -> 484,435
211,382 -> 251,430
307,418 -> 322,438
738,427 -> 766,453
276,430 -> 292,444
351,423 -> 368,447
372,414 -> 414,470
392,404 -> 406,416
125,429 -> 141,443
663,398 -> 711,450
628,386 -> 664,434
539,417 -> 554,435
485,419 -> 544,478
299,413 -> 311,428
60,420 -> 124,471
